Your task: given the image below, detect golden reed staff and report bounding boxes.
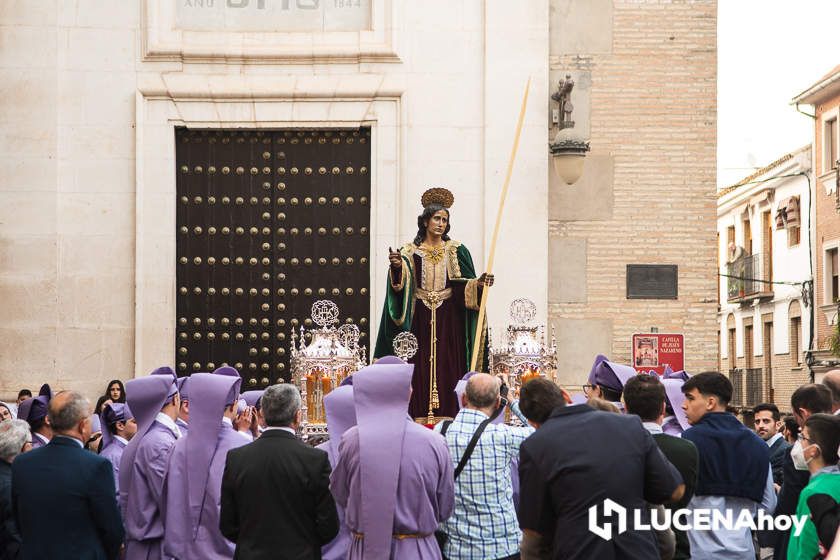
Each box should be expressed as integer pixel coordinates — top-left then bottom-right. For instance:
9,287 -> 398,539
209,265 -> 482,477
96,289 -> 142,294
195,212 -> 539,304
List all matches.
470,78 -> 531,373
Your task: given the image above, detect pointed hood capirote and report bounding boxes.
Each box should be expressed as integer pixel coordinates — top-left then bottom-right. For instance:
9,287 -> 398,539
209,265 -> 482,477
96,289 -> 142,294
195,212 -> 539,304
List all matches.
119,374 -> 178,503
587,354 -> 609,385
591,359 -> 637,393
176,377 -> 191,401
240,390 -> 264,409
663,368 -> 690,382
662,378 -> 691,431
183,372 -> 241,536
352,358 -> 414,560
212,365 -> 241,379
323,385 -> 356,463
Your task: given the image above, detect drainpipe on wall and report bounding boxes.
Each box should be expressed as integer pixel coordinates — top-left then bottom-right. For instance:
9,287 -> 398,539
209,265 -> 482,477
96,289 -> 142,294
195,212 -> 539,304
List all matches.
802,171 -> 816,382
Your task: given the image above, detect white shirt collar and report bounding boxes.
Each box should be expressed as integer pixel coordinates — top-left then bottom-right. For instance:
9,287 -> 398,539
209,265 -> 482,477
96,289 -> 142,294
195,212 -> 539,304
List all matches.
642,421 -> 663,435
34,432 -> 50,444
114,435 -> 129,446
176,417 -> 189,427
155,412 -> 182,439
53,435 -> 83,448
262,426 -> 296,436
222,416 -> 233,427
766,432 -> 784,448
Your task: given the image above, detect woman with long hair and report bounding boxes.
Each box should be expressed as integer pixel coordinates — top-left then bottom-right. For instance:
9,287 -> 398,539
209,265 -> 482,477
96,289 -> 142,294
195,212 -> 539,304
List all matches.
94,380 -> 127,415
105,380 -> 126,404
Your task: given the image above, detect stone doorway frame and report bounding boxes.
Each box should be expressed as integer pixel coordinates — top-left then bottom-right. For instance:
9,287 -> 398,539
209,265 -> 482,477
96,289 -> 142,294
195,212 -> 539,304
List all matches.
134,73 -> 404,375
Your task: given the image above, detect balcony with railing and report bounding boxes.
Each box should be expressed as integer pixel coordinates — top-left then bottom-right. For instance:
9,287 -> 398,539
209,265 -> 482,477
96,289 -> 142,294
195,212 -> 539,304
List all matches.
728,367 -> 767,409
726,254 -> 773,303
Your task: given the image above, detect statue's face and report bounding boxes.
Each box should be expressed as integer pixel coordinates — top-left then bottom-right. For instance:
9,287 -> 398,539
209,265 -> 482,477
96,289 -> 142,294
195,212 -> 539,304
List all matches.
424,210 -> 449,238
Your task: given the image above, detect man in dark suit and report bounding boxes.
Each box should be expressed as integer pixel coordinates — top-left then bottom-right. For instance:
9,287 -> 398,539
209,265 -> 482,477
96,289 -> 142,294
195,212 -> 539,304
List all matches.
751,402 -> 790,558
220,383 -> 338,560
12,391 -> 124,560
518,378 -> 685,560
623,374 -> 699,560
753,403 -> 789,489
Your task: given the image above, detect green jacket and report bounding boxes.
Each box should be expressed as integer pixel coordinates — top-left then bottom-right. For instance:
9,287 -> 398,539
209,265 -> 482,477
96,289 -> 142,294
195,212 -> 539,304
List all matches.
788,471 -> 840,560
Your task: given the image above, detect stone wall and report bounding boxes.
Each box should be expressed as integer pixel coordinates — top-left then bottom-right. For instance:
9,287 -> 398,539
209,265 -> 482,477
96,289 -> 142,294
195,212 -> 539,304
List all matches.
0,0 -> 718,401
0,1 -> 140,399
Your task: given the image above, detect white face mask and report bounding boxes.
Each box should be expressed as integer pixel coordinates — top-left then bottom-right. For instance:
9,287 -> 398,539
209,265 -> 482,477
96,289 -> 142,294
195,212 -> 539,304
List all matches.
791,440 -> 817,471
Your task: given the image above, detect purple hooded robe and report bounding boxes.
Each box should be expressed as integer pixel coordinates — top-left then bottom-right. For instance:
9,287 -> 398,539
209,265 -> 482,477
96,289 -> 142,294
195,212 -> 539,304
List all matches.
329,358 -> 455,559
18,384 -> 51,449
99,402 -> 134,495
164,372 -> 245,559
121,369 -> 180,560
317,386 -> 357,560
175,376 -> 190,435
662,378 -> 691,436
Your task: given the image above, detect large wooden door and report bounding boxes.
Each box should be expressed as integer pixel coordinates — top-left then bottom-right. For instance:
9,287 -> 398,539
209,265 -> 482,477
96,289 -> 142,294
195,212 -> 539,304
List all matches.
175,128 -> 371,388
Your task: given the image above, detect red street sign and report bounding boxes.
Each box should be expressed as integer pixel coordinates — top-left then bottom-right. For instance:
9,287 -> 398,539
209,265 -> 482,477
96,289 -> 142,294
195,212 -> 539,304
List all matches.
631,333 -> 685,375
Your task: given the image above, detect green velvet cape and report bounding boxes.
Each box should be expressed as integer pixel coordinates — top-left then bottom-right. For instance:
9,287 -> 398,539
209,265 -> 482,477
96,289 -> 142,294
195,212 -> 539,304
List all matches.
373,241 -> 488,373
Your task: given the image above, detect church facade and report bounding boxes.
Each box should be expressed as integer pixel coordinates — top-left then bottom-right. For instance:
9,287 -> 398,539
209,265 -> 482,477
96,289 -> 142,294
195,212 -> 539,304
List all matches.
0,0 -> 717,397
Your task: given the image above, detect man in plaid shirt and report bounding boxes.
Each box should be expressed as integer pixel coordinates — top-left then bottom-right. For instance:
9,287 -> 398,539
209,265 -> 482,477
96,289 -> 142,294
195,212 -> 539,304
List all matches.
437,373 -> 533,560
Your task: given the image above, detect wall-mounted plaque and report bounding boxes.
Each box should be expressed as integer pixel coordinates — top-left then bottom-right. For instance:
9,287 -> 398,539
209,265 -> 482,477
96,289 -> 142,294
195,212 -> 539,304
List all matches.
626,265 -> 678,300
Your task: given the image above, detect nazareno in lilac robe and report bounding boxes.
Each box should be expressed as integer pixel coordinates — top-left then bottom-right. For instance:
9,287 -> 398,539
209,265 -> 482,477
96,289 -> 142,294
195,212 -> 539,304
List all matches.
174,376 -> 190,435
164,371 -> 245,560
99,402 -> 134,495
17,384 -> 51,449
120,368 -> 180,560
329,359 -> 455,559
316,385 -> 357,560
662,378 -> 691,436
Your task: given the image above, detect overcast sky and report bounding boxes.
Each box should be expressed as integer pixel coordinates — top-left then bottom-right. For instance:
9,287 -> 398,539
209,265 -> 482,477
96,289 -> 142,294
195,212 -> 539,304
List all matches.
718,0 -> 840,188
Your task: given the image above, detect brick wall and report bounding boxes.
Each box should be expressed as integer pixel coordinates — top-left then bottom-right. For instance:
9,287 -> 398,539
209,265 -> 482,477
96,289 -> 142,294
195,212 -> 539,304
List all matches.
813,94 -> 840,350
726,312 -> 809,414
549,0 -> 718,384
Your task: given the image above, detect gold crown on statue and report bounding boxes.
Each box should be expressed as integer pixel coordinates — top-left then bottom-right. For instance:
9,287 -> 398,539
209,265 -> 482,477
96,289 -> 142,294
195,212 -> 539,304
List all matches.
421,188 -> 455,209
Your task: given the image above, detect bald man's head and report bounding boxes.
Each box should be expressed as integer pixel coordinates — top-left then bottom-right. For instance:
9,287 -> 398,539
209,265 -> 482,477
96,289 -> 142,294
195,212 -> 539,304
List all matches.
464,373 -> 500,410
823,370 -> 840,410
48,391 -> 91,440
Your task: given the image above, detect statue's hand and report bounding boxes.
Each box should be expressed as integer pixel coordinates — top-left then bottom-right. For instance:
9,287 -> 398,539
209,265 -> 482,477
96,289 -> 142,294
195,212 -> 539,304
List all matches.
388,247 -> 402,269
478,273 -> 494,287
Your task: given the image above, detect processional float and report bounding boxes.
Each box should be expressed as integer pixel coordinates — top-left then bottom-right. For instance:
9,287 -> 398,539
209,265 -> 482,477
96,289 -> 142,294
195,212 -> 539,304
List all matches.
489,298 -> 557,424
291,300 -> 366,439
291,300 -> 419,440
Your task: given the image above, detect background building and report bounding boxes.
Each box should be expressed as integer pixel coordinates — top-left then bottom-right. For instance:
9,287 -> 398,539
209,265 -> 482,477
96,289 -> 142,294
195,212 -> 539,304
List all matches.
791,65 -> 840,380
716,146 -> 812,416
0,1 -> 717,398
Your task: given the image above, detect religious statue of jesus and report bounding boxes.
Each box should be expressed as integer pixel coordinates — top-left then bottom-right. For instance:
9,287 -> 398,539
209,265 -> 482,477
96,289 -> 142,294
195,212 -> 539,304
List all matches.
374,188 -> 493,421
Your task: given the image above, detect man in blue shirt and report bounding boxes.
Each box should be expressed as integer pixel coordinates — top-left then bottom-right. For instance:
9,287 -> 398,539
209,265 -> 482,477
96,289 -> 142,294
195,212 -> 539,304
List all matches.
437,373 -> 532,560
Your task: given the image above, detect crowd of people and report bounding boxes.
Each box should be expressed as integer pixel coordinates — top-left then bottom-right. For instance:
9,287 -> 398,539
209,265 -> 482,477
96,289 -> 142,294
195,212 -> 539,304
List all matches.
0,357 -> 839,560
